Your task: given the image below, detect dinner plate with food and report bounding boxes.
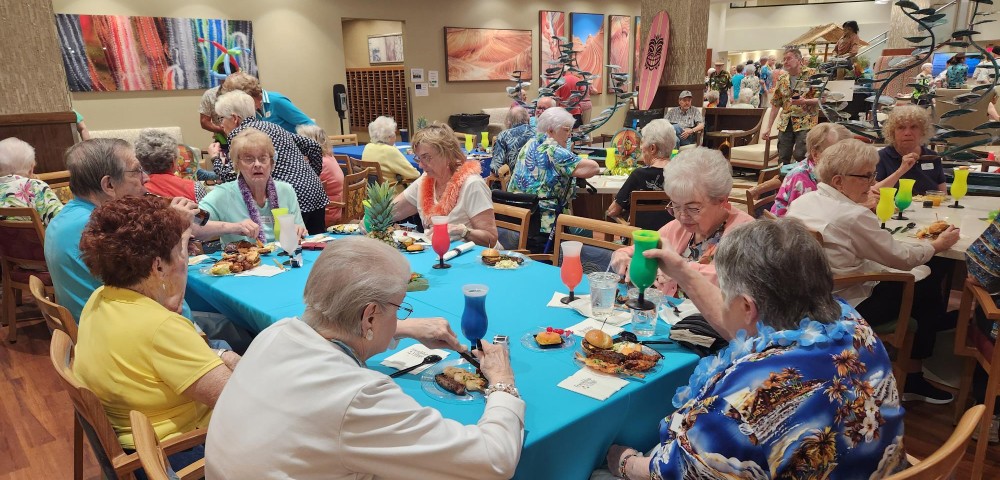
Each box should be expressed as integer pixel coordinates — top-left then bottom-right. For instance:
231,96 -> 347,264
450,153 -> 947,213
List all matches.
520,327 -> 577,352
574,330 -> 662,378
395,232 -> 428,254
327,223 -> 361,234
480,249 -> 527,270
420,359 -> 486,403
914,220 -> 953,239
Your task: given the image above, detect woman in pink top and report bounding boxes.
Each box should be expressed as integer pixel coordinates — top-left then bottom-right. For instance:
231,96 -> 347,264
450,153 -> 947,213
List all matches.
297,125 -> 343,226
611,148 -> 754,296
770,123 -> 852,216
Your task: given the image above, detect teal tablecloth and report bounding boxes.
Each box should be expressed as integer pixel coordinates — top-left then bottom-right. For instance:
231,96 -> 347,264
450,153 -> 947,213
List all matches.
332,142 -> 493,178
186,239 -> 700,480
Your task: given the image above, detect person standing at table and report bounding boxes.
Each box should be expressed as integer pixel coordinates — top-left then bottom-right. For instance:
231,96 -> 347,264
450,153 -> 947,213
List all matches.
220,72 -> 315,134
599,219 -> 906,480
362,115 -> 420,190
874,104 -> 947,195
205,236 -> 525,480
556,67 -> 585,127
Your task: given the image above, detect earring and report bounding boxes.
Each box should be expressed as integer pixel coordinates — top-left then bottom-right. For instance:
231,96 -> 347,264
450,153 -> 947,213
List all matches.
161,282 -> 167,292
365,329 -> 374,341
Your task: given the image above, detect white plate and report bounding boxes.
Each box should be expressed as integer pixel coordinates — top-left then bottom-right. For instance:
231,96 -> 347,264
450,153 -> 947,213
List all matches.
327,224 -> 360,234
420,359 -> 485,404
574,342 -> 662,378
485,251 -> 528,270
520,329 -> 577,352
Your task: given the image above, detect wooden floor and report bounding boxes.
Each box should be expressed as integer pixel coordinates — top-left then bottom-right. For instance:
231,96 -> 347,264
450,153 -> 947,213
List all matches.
2,304 -> 1000,479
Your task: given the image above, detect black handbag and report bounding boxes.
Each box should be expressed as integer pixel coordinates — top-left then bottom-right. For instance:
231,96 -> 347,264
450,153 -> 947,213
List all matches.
669,314 -> 729,357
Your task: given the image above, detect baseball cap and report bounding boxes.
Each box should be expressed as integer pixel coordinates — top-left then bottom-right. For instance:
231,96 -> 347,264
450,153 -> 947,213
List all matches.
679,90 -> 693,99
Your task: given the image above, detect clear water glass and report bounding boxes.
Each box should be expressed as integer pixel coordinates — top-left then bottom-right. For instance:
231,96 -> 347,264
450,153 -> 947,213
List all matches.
588,272 -> 619,320
628,287 -> 663,337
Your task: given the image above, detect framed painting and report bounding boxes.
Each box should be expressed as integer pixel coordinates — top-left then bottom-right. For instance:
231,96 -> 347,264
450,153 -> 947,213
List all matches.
368,33 -> 404,64
540,11 -> 565,73
444,27 -> 532,81
608,15 -> 631,91
570,12 -> 605,95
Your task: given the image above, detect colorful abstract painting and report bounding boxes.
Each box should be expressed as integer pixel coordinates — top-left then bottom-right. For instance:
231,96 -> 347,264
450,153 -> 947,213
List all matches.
56,14 -> 257,92
570,12 -> 604,95
444,27 -> 532,82
540,11 -> 565,72
634,16 -> 642,92
608,15 -> 631,91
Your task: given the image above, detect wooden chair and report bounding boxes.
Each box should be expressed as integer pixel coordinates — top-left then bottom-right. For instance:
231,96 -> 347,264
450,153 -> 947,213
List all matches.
496,164 -> 512,192
953,278 -> 1000,479
884,404 -> 985,480
37,169 -> 74,202
978,159 -> 1000,172
347,158 -> 385,185
328,170 -> 369,223
493,202 -> 531,251
130,410 -> 207,480
743,177 -> 781,218
328,134 -> 358,146
546,214 -> 638,272
613,190 -> 671,230
717,106 -> 780,174
0,207 -> 50,342
29,275 -> 78,343
756,165 -> 782,184
334,154 -> 352,174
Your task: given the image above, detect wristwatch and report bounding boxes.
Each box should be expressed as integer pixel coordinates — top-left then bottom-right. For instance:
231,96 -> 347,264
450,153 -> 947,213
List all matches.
214,348 -> 230,359
460,224 -> 471,240
485,382 -> 520,399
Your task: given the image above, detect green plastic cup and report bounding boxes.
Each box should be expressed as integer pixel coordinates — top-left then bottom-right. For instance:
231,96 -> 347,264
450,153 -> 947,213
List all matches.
628,230 -> 661,310
271,208 -> 288,238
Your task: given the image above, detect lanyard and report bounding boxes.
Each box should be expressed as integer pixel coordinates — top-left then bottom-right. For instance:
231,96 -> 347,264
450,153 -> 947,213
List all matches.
328,338 -> 365,368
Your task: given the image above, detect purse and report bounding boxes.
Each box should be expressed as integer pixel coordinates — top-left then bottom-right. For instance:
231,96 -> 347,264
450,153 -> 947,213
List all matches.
669,314 -> 729,357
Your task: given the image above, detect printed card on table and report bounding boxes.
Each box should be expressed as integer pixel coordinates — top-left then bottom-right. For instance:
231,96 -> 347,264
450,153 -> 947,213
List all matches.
558,368 -> 629,400
380,344 -> 449,375
566,318 -> 624,338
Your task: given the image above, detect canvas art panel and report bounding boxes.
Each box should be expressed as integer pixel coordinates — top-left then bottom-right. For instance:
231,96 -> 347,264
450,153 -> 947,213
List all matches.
56,13 -> 257,92
570,12 -> 604,95
634,16 -> 642,92
444,27 -> 532,81
608,15 -> 631,91
368,33 -> 404,65
539,11 -> 566,74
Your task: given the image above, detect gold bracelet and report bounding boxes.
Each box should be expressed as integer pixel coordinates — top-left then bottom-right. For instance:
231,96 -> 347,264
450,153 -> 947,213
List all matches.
619,451 -> 638,478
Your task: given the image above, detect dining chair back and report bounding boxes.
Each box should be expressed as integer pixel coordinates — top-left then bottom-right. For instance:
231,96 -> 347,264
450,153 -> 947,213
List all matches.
624,190 -> 672,231
347,158 -> 385,185
334,154 -> 352,174
493,202 -> 531,251
551,214 -> 638,273
29,275 -> 78,343
491,190 -> 545,253
333,170 -> 370,223
130,410 -> 207,480
496,164 -> 512,192
36,169 -> 74,202
979,159 -> 1000,172
328,134 -> 359,146
0,206 -> 50,342
757,165 -> 782,184
884,404 -> 985,480
743,177 -> 781,218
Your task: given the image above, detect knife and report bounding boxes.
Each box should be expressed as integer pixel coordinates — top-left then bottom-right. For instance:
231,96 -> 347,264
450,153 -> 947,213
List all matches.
457,349 -> 481,369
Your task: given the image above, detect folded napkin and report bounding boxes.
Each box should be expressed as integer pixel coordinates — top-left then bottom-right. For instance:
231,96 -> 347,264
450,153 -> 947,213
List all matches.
380,344 -> 449,375
234,264 -> 285,277
547,292 -> 590,309
659,298 -> 701,326
566,318 -> 624,338
188,254 -> 212,266
566,299 -> 632,327
443,241 -> 475,261
558,368 -> 629,400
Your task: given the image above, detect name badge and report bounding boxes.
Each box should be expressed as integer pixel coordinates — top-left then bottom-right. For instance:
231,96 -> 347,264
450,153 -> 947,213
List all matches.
669,412 -> 684,434
920,162 -> 934,171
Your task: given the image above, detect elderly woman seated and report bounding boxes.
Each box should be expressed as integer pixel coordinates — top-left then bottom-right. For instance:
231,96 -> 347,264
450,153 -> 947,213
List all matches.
605,119 -> 677,230
135,129 -> 206,202
363,115 -> 420,187
391,123 -> 498,247
206,236 -> 525,478
73,196 -> 241,473
490,105 -> 534,174
297,124 -> 344,226
874,104 -> 947,195
787,139 -> 960,404
508,107 -> 600,237
200,128 -> 308,246
611,148 -> 754,296
771,123 -> 853,216
729,88 -> 757,109
0,137 -> 63,224
600,219 -> 907,479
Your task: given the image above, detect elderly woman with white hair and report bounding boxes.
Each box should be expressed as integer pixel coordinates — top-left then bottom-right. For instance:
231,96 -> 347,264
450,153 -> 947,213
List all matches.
787,139 -> 960,404
490,105 -> 534,174
611,147 -> 754,297
508,107 -> 600,235
135,129 -> 206,202
600,219 -> 906,479
213,90 -> 329,234
739,63 -> 763,107
362,115 -> 419,186
874,104 -> 946,195
0,137 -> 63,225
206,236 -> 525,479
730,88 -> 757,109
771,122 -> 853,216
606,119 -> 677,229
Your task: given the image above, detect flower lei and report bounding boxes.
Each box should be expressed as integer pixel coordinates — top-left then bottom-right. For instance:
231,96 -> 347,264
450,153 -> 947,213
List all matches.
420,160 -> 482,219
671,302 -> 857,409
238,175 -> 280,243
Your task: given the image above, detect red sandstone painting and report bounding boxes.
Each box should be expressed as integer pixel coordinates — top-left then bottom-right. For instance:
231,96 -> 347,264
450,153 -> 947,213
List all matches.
444,27 -> 532,81
540,11 -> 565,73
570,12 -> 604,95
608,15 -> 631,91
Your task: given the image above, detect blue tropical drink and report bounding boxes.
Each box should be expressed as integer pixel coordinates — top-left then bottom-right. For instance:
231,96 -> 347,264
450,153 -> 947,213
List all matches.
461,284 -> 489,350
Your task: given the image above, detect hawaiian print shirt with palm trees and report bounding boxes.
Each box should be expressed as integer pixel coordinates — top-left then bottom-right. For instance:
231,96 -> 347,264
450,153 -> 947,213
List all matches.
648,301 -> 907,479
507,133 -> 581,233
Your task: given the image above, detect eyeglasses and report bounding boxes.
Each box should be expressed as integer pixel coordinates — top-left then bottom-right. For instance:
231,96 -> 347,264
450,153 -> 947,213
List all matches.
387,301 -> 413,321
238,155 -> 272,165
666,201 -> 705,218
845,171 -> 877,182
124,167 -> 148,177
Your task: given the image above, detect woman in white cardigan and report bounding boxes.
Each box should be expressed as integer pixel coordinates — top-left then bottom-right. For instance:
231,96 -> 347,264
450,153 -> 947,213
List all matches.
205,236 -> 525,480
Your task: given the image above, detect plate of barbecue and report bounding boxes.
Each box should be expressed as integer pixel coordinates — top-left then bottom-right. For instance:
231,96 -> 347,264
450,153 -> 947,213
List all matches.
574,330 -> 662,379
420,359 -> 486,403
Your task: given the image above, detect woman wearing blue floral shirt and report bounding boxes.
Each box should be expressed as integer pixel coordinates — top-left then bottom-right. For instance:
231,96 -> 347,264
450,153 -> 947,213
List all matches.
600,219 -> 906,480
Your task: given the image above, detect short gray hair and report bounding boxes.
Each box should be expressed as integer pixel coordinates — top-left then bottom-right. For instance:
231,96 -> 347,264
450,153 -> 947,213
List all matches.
815,139 -> 878,184
0,137 -> 36,176
215,90 -> 256,121
65,138 -> 132,198
640,119 -> 677,156
302,237 -> 410,336
368,116 -> 397,144
505,106 -> 530,129
706,90 -> 720,103
784,47 -> 803,59
536,107 -> 574,135
737,88 -> 755,104
744,64 -> 756,76
715,218 -> 841,330
296,124 -> 330,151
663,147 -> 733,201
134,129 -> 178,175
806,123 -> 852,160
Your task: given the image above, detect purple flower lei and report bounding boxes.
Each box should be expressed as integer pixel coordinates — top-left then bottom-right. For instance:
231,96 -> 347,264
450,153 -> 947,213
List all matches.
238,175 -> 280,243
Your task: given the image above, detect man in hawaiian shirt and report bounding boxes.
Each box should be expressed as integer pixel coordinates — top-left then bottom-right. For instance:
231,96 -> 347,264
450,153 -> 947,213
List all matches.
763,47 -> 820,164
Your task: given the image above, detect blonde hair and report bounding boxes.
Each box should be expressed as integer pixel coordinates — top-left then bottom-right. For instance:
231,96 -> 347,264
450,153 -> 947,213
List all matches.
229,128 -> 276,176
411,123 -> 465,170
296,124 -> 330,152
806,123 -> 852,160
815,139 -> 878,184
882,104 -> 934,147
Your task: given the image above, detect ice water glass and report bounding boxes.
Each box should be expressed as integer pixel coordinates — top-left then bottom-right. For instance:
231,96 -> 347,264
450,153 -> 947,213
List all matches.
588,272 -> 619,321
628,287 -> 663,337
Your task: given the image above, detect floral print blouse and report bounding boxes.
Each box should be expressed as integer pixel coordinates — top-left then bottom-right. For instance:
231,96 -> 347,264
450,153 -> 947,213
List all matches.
0,175 -> 64,225
507,133 -> 581,233
771,158 -> 818,217
648,302 -> 907,479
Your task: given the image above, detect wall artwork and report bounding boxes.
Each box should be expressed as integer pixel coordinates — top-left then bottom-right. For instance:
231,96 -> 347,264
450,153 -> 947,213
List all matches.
634,16 -> 642,92
368,33 -> 404,65
570,12 -> 605,95
540,11 -> 566,74
444,27 -> 532,82
56,14 -> 257,92
608,15 -> 631,92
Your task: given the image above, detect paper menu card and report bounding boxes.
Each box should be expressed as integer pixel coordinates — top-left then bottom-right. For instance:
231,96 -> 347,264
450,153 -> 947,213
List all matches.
380,344 -> 449,375
558,368 -> 629,400
565,318 -> 624,338
234,264 -> 285,277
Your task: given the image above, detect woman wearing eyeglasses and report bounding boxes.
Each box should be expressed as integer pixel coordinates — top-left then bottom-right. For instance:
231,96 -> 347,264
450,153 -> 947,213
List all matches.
610,148 -> 754,296
206,237 -> 524,479
199,128 -> 308,246
787,139 -> 960,404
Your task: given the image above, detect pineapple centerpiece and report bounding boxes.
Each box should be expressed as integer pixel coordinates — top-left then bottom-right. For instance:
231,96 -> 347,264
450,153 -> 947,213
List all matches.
364,181 -> 397,246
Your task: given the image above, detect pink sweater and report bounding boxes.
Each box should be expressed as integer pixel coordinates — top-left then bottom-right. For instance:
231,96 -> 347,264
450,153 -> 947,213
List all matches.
320,155 -> 345,226
618,207 -> 755,296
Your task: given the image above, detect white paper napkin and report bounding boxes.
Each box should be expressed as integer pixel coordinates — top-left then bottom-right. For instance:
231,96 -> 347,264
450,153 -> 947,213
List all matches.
303,234 -> 335,243
567,299 -> 632,327
188,254 -> 212,266
234,264 -> 285,277
443,241 -> 475,261
380,344 -> 449,375
566,318 -> 624,338
558,367 -> 630,400
659,298 -> 700,326
547,292 -> 590,308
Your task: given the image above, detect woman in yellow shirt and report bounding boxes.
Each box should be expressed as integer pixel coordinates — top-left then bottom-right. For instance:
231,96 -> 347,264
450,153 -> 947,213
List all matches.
72,195 -> 240,475
362,115 -> 420,190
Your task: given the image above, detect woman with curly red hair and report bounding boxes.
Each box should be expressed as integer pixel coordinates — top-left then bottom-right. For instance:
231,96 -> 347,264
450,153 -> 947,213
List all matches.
72,195 -> 240,476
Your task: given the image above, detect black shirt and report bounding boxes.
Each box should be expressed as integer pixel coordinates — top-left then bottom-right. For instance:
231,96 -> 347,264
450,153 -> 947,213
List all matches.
615,166 -> 673,230
875,145 -> 946,195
